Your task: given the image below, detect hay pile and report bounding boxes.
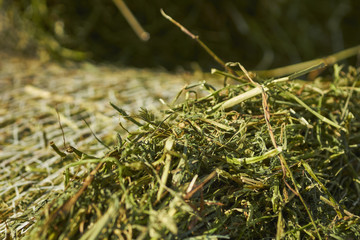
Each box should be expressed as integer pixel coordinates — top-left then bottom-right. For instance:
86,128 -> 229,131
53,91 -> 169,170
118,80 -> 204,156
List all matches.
18,63 -> 360,239
1,2 -> 360,239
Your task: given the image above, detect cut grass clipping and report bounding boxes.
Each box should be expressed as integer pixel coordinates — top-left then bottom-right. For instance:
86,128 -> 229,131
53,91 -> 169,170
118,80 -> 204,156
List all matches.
11,12 -> 360,240
22,63 -> 360,239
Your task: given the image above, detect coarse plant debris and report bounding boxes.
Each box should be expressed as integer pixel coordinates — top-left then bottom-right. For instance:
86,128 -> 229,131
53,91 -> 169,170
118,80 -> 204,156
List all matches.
13,62 -> 360,240
2,11 -> 360,240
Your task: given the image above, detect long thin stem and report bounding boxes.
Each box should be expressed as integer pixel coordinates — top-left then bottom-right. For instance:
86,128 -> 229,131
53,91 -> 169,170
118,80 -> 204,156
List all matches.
255,45 -> 360,78
161,9 -> 234,74
113,0 -> 150,41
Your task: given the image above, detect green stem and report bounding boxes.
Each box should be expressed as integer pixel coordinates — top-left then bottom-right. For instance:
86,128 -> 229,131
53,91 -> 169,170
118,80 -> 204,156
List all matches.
278,87 -> 347,132
255,45 -> 360,78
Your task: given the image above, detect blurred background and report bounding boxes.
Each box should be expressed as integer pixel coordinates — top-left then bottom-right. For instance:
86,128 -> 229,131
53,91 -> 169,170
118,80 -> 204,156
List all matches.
0,0 -> 359,71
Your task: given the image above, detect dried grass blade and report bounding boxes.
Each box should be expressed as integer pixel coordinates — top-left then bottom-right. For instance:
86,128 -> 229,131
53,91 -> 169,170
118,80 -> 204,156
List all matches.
157,137 -> 175,201
278,88 -> 347,132
112,0 -> 149,41
79,197 -> 120,240
256,45 -> 360,78
209,86 -> 267,112
110,102 -> 143,127
302,161 -> 343,218
161,9 -> 233,74
226,147 -> 283,166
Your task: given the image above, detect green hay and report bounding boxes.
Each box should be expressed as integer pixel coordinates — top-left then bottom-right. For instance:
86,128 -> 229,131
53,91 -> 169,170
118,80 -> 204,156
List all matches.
2,4 -> 360,239
14,63 -> 360,239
